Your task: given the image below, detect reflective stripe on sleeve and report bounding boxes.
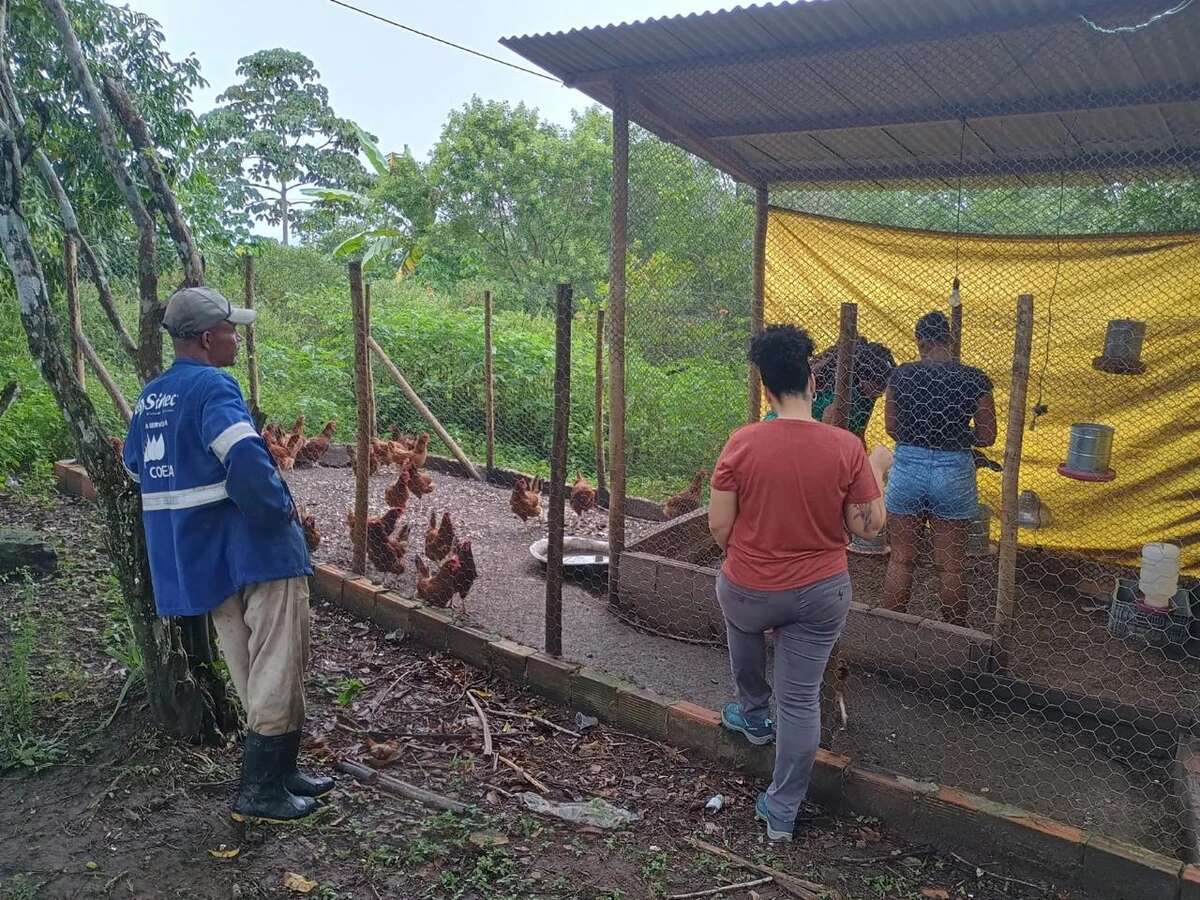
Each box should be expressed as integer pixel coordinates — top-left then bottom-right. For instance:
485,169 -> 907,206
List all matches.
210,422 -> 259,464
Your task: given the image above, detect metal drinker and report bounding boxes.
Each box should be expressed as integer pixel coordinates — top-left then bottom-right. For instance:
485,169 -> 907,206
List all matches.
1065,423 -> 1115,475
967,503 -> 992,556
1103,319 -> 1146,362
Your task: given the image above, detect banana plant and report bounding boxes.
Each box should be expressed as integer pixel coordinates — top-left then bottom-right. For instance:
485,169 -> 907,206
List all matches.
301,123 -> 421,275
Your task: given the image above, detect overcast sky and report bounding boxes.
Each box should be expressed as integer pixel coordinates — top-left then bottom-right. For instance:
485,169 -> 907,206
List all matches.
124,0 -> 722,158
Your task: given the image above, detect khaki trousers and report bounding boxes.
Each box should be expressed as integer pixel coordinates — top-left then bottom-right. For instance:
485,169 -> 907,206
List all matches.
211,576 -> 311,736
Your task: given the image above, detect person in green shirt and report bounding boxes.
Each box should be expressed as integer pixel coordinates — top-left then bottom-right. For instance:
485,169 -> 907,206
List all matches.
763,337 -> 895,440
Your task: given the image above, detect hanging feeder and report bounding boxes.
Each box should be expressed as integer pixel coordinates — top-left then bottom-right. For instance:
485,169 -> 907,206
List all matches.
1016,489 -> 1052,529
1092,319 -> 1147,375
1058,422 -> 1116,482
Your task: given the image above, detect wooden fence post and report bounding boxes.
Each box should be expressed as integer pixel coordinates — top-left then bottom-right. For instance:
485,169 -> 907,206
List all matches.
594,308 -> 606,496
546,283 -> 572,657
349,261 -> 370,576
993,293 -> 1035,670
65,237 -> 84,386
831,302 -> 858,429
748,185 -> 768,422
607,78 -> 629,606
484,290 -> 495,475
365,281 -> 376,439
242,254 -> 261,424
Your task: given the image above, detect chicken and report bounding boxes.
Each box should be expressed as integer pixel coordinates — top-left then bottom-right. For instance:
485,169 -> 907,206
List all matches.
569,473 -> 596,526
453,539 -> 477,600
424,510 -> 456,562
358,506 -> 410,576
407,466 -> 434,498
390,425 -> 415,449
415,554 -> 461,608
820,642 -> 850,733
296,420 -> 336,465
663,470 -> 708,520
410,432 -> 431,470
284,415 -> 306,458
510,476 -> 543,523
263,427 -> 296,471
383,468 -> 410,510
301,513 -> 321,553
109,436 -> 125,458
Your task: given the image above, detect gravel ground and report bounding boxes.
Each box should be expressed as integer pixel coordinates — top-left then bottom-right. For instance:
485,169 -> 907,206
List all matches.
286,464 -> 1185,857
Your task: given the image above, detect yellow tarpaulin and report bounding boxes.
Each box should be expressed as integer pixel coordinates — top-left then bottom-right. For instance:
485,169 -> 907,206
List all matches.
765,208 -> 1200,572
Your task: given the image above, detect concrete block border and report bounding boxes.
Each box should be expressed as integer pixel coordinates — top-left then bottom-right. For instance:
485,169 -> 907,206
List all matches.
308,561 -> 1186,897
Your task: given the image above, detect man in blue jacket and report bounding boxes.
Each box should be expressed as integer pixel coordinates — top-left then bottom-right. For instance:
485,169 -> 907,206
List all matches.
123,286 -> 328,823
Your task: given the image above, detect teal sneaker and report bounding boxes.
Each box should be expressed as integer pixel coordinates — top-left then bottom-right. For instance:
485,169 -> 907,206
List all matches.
755,793 -> 794,842
721,703 -> 775,746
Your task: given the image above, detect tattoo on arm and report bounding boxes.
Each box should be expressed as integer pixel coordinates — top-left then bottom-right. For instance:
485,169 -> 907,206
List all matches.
849,502 -> 875,533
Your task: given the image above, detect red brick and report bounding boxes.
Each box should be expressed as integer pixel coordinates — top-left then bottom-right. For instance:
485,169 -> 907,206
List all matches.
375,592 -> 420,632
667,702 -> 720,759
526,652 -> 579,703
569,667 -> 628,717
487,638 -> 536,682
613,685 -> 671,740
55,461 -> 82,497
809,748 -> 850,807
1181,864 -> 1200,900
446,624 -> 501,668
341,577 -> 384,621
1080,834 -> 1182,900
312,564 -> 349,604
409,606 -> 453,649
78,470 -> 97,501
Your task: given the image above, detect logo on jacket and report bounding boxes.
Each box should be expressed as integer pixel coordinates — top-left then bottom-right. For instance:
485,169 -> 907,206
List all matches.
144,433 -> 166,462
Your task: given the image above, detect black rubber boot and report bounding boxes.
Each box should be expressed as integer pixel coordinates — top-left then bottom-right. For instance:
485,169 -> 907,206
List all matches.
231,731 -> 317,823
281,731 -> 335,798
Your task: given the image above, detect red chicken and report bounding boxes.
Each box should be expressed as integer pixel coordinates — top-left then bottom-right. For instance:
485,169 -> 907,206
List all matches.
301,513 -> 321,553
383,468 -> 410,510
569,473 -> 596,527
424,511 -> 456,562
415,555 -> 460,608
509,476 -> 542,523
296,420 -> 336,465
663,470 -> 708,520
410,432 -> 431,470
453,539 -> 477,600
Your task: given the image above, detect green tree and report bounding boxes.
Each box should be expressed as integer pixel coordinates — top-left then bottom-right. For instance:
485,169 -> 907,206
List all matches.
199,49 -> 365,245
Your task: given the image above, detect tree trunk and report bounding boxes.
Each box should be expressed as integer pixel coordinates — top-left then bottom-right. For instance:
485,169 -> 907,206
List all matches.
0,380 -> 17,420
280,184 -> 289,247
0,122 -> 232,742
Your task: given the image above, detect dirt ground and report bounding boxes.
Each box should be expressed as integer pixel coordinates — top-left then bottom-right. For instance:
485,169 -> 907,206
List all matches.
287,465 -> 1186,857
0,491 -> 1080,900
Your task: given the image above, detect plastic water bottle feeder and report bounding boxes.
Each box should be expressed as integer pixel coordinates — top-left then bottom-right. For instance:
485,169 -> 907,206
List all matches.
1016,489 -> 1052,529
1093,319 -> 1147,375
1058,422 -> 1116,482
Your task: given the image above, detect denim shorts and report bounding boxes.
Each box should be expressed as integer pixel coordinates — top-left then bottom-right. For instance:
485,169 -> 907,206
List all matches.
885,445 -> 978,520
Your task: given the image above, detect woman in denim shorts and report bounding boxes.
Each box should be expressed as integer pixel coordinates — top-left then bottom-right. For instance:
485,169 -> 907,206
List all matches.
882,311 -> 996,626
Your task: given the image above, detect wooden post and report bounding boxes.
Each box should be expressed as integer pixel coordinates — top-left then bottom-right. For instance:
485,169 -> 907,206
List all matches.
950,277 -> 963,361
242,254 -> 261,423
831,302 -> 858,429
594,308 -> 606,495
368,335 -> 484,481
65,237 -> 84,386
748,185 -> 768,422
349,261 -> 370,576
607,79 -> 629,605
546,283 -> 572,657
364,281 -> 377,439
79,331 -> 131,424
484,290 -> 495,475
993,293 -> 1035,671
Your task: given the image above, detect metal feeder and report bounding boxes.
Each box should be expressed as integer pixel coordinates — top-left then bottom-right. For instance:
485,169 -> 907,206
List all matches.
1093,319 -> 1147,375
1016,489 -> 1052,529
1058,422 -> 1116,482
967,503 -> 993,557
529,537 -> 609,567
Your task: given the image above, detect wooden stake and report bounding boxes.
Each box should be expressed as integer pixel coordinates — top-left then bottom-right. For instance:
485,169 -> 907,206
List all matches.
337,760 -> 468,813
831,302 -> 858,429
993,293 -> 1034,670
65,236 -> 84,386
594,307 -> 606,495
349,261 -> 370,576
484,290 -> 495,475
368,335 -> 484,481
242,254 -> 261,423
608,79 -> 629,605
79,331 -> 131,424
364,281 -> 376,439
748,185 -> 768,423
546,283 -> 572,657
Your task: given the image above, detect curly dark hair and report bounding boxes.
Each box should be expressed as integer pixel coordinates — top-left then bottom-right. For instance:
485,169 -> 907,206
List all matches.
916,310 -> 952,346
750,325 -> 814,398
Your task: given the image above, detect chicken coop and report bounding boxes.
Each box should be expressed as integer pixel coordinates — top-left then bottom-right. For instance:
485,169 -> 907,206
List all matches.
499,0 -> 1200,862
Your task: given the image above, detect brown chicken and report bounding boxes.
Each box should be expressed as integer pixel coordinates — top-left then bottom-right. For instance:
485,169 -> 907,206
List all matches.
365,507 -> 410,576
662,469 -> 708,520
349,449 -> 380,477
410,432 -> 431,470
510,476 -> 543,522
453,539 -> 477,600
284,415 -> 306,458
262,426 -> 296,471
109,436 -> 125,458
383,468 -> 410,509
569,473 -> 596,524
415,554 -> 461,608
424,511 -> 456,562
820,642 -> 850,733
406,466 -> 435,498
296,420 -> 336,465
301,513 -> 321,552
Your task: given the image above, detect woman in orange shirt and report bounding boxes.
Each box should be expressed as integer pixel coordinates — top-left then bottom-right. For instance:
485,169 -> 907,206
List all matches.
709,324 -> 891,841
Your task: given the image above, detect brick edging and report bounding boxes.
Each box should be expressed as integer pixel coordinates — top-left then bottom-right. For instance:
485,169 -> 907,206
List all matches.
309,561 -> 1190,900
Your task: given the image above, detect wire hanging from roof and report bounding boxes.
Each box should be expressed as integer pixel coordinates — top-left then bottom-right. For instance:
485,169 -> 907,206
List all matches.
1080,0 -> 1195,34
948,119 -> 967,311
1029,170 -> 1068,431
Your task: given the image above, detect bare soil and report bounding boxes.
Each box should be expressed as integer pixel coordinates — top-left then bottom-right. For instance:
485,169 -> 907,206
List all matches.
0,489 -> 1083,899
286,465 -> 1188,858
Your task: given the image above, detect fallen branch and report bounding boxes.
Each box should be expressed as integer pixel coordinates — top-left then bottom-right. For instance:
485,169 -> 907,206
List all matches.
667,876 -> 774,899
467,689 -> 495,767
498,755 -> 550,794
337,759 -> 468,813
79,331 -> 132,424
486,708 -> 581,739
949,852 -> 1045,892
686,838 -> 834,900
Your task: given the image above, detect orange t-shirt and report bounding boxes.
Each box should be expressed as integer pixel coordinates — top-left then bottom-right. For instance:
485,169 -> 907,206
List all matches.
712,418 -> 879,591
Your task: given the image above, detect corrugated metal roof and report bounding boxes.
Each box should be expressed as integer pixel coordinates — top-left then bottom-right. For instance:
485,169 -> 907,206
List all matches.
500,0 -> 1200,186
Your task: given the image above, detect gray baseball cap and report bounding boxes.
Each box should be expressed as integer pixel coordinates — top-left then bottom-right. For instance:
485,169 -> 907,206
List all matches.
162,286 -> 256,338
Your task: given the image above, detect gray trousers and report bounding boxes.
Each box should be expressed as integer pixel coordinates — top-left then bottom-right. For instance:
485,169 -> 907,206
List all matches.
717,570 -> 851,825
